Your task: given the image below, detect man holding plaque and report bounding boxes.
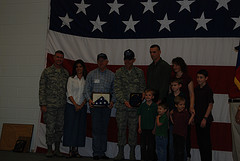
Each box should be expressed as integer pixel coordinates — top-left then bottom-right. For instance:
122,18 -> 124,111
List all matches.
147,44 -> 171,104
84,53 -> 115,160
114,49 -> 146,161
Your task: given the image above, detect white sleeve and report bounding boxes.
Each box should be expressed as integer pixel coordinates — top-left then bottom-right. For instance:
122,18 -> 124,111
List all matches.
66,77 -> 73,98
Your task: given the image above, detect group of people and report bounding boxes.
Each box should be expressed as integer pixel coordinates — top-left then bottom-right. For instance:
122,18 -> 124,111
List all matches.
39,44 -> 215,161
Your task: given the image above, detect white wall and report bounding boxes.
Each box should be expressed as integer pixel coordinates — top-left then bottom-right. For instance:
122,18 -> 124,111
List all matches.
0,0 -> 49,151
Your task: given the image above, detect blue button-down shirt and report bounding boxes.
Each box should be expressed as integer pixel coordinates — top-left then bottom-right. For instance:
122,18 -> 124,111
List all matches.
84,68 -> 116,103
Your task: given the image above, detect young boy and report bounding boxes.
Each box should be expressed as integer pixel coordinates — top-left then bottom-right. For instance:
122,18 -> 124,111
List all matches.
167,78 -> 185,161
155,104 -> 168,161
170,96 -> 194,161
138,89 -> 158,161
194,69 -> 214,161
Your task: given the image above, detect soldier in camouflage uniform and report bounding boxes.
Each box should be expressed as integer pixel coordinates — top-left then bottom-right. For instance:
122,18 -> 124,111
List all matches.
39,50 -> 69,157
114,49 -> 146,161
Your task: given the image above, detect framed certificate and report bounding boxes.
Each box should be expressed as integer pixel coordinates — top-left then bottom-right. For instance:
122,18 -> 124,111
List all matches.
129,93 -> 142,107
92,93 -> 110,107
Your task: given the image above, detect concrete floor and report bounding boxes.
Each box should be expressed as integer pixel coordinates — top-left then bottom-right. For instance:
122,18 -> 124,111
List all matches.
0,150 -> 114,161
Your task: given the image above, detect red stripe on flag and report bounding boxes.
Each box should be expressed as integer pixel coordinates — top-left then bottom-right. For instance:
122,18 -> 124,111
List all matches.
186,65 -> 235,94
47,53 -> 235,94
191,123 -> 232,151
40,113 -> 232,152
85,114 -> 232,151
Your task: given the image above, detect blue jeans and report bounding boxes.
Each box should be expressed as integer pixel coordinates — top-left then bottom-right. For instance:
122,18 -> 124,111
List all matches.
168,124 -> 174,161
90,107 -> 111,157
156,135 -> 168,161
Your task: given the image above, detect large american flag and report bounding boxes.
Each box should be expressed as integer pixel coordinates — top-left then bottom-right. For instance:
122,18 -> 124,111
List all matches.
50,0 -> 240,38
37,0 -> 240,161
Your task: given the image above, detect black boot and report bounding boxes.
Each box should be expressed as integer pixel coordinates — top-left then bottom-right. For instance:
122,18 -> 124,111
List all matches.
46,144 -> 53,157
54,142 -> 63,157
130,145 -> 136,161
114,145 -> 124,161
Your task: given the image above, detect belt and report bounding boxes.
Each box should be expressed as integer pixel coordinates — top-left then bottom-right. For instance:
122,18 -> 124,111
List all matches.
228,98 -> 240,103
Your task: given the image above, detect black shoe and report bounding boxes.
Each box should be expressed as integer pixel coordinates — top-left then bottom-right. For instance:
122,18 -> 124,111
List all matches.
54,150 -> 64,157
66,151 -> 74,158
75,152 -> 81,158
100,155 -> 109,159
46,150 -> 54,158
93,156 -> 100,160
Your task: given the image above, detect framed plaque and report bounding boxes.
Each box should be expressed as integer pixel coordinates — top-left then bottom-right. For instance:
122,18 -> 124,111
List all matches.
129,93 -> 142,107
92,93 -> 110,107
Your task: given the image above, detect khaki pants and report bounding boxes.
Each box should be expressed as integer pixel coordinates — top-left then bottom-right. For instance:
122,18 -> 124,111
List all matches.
229,101 -> 240,161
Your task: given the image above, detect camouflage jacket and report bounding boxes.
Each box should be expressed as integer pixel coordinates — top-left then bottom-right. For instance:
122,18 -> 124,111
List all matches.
39,65 -> 69,107
114,66 -> 145,109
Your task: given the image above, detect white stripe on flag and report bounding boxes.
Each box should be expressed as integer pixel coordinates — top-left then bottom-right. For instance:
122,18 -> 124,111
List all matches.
46,30 -> 239,66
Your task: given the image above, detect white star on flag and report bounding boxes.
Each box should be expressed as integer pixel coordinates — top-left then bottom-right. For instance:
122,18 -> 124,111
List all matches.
157,14 -> 175,32
194,12 -> 212,31
141,0 -> 158,14
75,0 -> 91,15
59,13 -> 73,29
107,0 -> 124,15
90,15 -> 106,32
122,15 -> 140,32
232,16 -> 240,30
177,0 -> 195,12
215,0 -> 231,10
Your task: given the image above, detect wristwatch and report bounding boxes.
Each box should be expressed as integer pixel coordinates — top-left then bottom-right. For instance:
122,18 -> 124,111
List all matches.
203,117 -> 208,120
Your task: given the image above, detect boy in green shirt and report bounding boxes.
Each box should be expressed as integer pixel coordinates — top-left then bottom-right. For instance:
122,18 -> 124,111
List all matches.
138,89 -> 158,161
155,104 -> 168,161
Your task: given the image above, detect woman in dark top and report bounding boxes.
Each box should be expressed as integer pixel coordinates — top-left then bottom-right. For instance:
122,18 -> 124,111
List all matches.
171,57 -> 195,161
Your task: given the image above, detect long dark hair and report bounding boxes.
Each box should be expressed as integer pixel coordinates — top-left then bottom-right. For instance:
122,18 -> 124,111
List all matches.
172,57 -> 187,73
72,59 -> 87,79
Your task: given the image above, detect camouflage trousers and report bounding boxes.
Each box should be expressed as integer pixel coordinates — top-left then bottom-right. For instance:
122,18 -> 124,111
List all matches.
116,108 -> 138,146
43,106 -> 65,145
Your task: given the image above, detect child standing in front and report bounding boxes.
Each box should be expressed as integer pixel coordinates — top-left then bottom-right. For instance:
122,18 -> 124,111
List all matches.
155,104 -> 168,161
138,89 -> 158,161
167,78 -> 185,161
194,69 -> 214,161
170,96 -> 194,161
